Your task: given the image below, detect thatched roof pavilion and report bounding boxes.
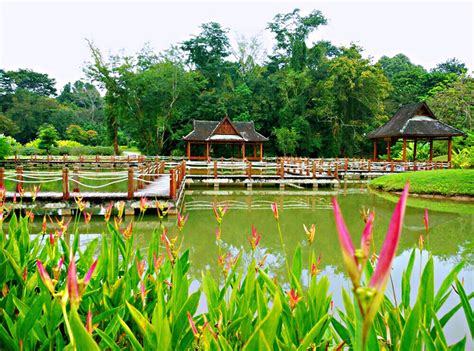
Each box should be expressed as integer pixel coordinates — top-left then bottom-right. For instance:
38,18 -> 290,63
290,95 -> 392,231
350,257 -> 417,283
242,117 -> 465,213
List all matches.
367,102 -> 464,162
183,116 -> 268,160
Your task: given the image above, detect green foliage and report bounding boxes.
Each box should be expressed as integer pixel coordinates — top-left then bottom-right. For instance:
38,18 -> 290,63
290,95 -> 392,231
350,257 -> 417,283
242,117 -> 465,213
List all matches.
369,169 -> 474,196
0,134 -> 12,160
273,127 -> 299,155
451,148 -> 473,169
37,124 -> 59,152
0,202 -> 471,349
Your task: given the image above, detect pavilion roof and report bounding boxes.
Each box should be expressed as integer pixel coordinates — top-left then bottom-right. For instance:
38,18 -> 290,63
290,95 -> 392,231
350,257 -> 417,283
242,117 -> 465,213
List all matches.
183,117 -> 268,142
367,102 -> 465,140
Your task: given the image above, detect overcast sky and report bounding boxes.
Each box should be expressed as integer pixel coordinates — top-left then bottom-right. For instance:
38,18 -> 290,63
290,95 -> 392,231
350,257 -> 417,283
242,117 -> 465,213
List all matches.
1,0 -> 473,89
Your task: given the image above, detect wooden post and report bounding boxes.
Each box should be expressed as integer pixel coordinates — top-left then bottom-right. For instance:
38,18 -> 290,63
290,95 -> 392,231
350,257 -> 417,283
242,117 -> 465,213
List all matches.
16,166 -> 23,192
390,161 -> 394,173
138,166 -> 144,190
344,158 -> 348,172
206,143 -> 210,161
170,169 -> 176,200
214,161 -> 217,179
368,160 -> 371,173
253,144 -> 257,159
0,167 -> 4,189
413,138 -> 417,161
248,162 -> 252,178
241,143 -> 246,160
386,139 -> 391,161
62,168 -> 69,200
429,139 -> 434,162
280,159 -> 284,179
447,137 -> 452,168
73,166 -> 80,192
402,138 -> 407,162
312,161 -> 316,179
260,143 -> 263,161
127,167 -> 134,200
372,140 -> 377,161
187,142 -> 191,160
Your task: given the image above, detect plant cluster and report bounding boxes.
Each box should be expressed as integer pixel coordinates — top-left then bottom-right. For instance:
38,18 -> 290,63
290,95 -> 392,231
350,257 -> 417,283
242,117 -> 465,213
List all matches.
0,187 -> 472,350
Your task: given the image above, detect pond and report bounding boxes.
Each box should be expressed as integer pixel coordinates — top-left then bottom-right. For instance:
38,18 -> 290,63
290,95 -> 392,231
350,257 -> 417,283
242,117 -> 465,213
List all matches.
22,186 -> 474,346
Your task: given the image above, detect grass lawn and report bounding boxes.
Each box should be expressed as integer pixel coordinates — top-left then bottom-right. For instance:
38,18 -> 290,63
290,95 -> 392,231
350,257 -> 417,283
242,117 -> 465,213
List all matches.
369,169 -> 474,196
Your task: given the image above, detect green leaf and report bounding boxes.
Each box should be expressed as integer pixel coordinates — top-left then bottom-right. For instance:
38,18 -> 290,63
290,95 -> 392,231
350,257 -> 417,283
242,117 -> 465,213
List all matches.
400,302 -> 421,350
243,293 -> 282,350
420,326 -> 436,351
402,248 -> 416,310
298,314 -> 328,350
455,278 -> 474,339
68,308 -> 100,351
291,244 -> 302,285
95,328 -> 121,351
118,316 -> 144,351
434,260 -> 464,311
449,337 -> 466,351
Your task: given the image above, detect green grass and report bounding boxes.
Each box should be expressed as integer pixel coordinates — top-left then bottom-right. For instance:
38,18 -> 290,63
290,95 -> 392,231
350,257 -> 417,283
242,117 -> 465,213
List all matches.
369,169 -> 474,196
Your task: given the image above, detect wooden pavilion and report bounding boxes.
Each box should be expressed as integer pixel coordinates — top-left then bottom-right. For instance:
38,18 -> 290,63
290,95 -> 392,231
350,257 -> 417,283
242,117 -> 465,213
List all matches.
183,116 -> 268,161
367,102 -> 464,163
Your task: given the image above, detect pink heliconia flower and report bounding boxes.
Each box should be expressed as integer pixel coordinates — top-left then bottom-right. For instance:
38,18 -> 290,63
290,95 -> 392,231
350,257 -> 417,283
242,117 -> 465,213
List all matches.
86,309 -> 93,334
136,258 -> 146,277
248,225 -> 261,251
67,259 -> 80,307
212,203 -> 228,223
423,208 -> 429,234
360,212 -> 375,268
140,280 -> 146,307
368,183 -> 409,292
271,202 -> 279,220
23,267 -> 27,282
83,259 -> 98,286
153,253 -> 164,272
49,233 -> 55,247
161,229 -> 174,263
57,256 -> 65,271
139,197 -> 148,213
37,260 -> 55,294
177,212 -> 189,231
331,198 -> 359,286
187,312 -> 199,338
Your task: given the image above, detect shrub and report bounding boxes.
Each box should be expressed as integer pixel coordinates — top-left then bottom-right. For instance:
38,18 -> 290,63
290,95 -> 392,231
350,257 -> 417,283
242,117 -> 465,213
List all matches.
57,140 -> 83,148
0,134 -> 11,160
17,146 -> 44,156
37,124 -> 59,152
25,139 -> 40,148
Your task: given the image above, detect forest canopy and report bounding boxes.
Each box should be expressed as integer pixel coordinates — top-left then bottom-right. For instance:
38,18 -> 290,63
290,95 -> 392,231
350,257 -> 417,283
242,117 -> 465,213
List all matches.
0,8 -> 471,157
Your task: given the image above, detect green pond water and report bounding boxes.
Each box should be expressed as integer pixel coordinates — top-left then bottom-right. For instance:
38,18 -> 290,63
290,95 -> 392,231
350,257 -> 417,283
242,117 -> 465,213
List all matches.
21,187 -> 474,345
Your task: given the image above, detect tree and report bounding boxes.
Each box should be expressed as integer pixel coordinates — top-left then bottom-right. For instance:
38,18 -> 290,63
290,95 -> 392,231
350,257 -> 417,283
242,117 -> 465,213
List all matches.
0,114 -> 19,135
267,9 -> 327,70
0,134 -> 11,160
426,76 -> 473,130
66,124 -> 86,143
37,124 -> 59,153
273,127 -> 300,156
432,58 -> 467,76
2,69 -> 57,96
181,22 -> 231,87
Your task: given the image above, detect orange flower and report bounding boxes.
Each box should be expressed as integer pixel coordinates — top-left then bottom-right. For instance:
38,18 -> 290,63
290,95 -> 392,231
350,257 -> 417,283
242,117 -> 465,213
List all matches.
248,225 -> 261,251
303,223 -> 316,245
287,289 -> 302,310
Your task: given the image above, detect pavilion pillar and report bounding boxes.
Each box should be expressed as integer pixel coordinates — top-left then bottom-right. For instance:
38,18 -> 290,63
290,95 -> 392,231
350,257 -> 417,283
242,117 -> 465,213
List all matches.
447,137 -> 452,167
372,140 -> 377,161
413,138 -> 417,161
429,139 -> 434,162
260,143 -> 263,161
206,142 -> 210,161
253,144 -> 257,159
241,143 -> 245,160
386,139 -> 391,161
402,138 -> 407,162
187,142 -> 191,160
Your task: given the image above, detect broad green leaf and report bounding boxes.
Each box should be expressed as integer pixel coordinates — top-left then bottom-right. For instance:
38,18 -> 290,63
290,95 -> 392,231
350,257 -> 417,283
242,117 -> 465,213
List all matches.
434,260 -> 465,311
455,278 -> 474,339
68,308 -> 100,351
298,314 -> 328,350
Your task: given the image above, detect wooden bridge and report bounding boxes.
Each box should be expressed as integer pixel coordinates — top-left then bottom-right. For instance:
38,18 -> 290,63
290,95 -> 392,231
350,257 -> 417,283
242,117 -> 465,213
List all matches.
0,157 -> 450,212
